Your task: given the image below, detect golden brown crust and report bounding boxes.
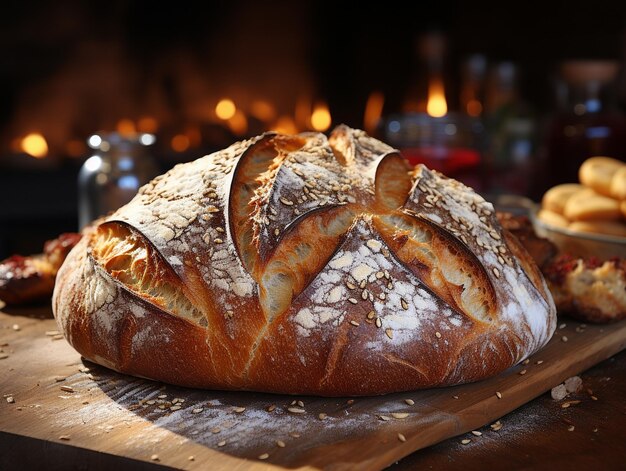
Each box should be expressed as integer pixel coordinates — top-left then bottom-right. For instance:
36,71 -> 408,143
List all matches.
53,126 -> 556,396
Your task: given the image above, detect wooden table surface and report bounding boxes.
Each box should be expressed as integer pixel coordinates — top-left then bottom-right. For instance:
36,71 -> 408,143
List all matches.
394,349 -> 626,470
1,304 -> 625,471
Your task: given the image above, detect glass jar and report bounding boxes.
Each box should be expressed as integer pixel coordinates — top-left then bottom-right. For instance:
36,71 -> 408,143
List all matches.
78,132 -> 159,229
543,60 -> 626,192
384,112 -> 486,191
483,62 -> 538,197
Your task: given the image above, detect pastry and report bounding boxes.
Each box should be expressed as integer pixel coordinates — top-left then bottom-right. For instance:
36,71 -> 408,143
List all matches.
563,188 -> 621,221
0,233 -> 81,305
579,156 -> 624,197
541,183 -> 584,215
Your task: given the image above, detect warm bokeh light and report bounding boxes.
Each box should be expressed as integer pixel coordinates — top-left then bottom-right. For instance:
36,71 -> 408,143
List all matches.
117,118 -> 136,135
171,134 -> 190,152
21,133 -> 48,158
364,91 -> 385,134
466,99 -> 483,117
228,110 -> 248,135
215,98 -> 236,120
426,78 -> 447,118
250,100 -> 276,123
137,116 -> 159,133
272,116 -> 298,135
310,102 -> 331,132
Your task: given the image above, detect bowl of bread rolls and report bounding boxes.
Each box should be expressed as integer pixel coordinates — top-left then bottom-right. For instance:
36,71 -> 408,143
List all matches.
534,156 -> 626,259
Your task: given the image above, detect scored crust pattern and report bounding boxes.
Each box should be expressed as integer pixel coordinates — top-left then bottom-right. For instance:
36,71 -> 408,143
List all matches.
53,125 -> 556,395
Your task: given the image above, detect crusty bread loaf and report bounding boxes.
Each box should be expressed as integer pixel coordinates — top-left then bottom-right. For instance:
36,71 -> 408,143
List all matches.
53,126 -> 556,396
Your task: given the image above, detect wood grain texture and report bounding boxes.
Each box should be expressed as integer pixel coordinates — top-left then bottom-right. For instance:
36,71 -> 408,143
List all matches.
1,305 -> 625,471
395,349 -> 626,470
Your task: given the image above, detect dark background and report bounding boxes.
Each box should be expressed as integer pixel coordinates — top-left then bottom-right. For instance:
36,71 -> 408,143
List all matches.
2,0 -> 626,258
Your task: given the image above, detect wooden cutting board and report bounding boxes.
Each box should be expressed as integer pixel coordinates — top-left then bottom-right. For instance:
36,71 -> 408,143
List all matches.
1,305 -> 625,470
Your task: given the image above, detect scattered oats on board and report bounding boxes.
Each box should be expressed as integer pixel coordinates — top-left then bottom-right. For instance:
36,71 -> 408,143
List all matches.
397,433 -> 406,442
391,412 -> 409,419
561,400 -> 581,409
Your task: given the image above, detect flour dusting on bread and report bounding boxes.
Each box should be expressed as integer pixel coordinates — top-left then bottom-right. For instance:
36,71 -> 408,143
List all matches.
53,126 -> 556,396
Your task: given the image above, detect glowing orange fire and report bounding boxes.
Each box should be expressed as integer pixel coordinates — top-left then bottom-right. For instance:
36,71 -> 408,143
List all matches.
364,91 -> 384,134
117,118 -> 136,136
215,98 -> 236,120
426,78 -> 447,118
310,102 -> 331,132
272,116 -> 298,135
21,133 -> 48,158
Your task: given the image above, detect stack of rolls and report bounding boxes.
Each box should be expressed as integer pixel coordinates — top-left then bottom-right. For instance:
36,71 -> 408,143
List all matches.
539,156 -> 626,237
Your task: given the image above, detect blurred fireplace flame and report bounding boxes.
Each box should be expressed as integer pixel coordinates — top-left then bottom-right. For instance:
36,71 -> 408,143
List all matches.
21,133 -> 48,158
310,102 -> 331,132
426,78 -> 447,118
272,116 -> 298,135
215,98 -> 236,120
171,134 -> 190,152
117,118 -> 136,136
250,100 -> 276,123
364,91 -> 384,134
138,116 -> 159,133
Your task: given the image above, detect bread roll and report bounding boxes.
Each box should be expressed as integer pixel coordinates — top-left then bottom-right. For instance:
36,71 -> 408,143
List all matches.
53,126 -> 556,396
579,156 -> 624,197
611,166 -> 626,200
541,184 -> 584,215
537,209 -> 569,228
563,188 -> 621,221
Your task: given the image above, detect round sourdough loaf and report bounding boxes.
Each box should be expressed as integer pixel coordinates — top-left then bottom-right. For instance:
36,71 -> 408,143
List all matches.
53,126 -> 556,396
